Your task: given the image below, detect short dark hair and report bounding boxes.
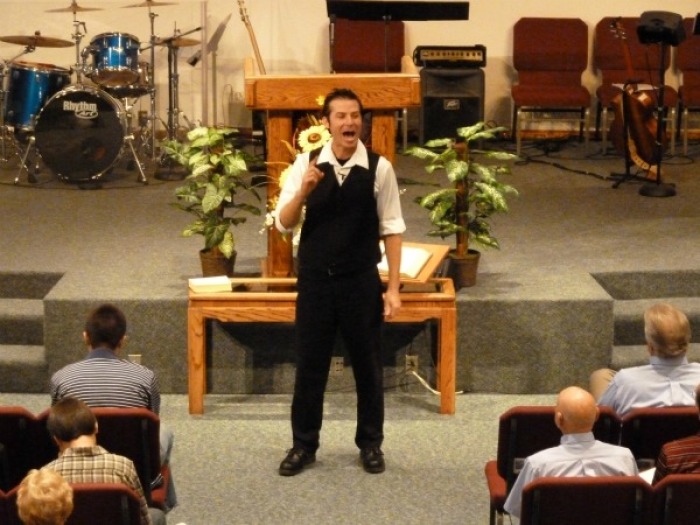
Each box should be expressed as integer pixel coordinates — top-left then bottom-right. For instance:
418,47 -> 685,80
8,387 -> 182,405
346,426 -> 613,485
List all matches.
321,88 -> 364,118
47,397 -> 97,442
84,303 -> 127,349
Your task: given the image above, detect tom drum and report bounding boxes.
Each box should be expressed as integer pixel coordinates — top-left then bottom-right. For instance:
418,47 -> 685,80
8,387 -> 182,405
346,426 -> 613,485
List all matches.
3,61 -> 71,132
87,32 -> 140,87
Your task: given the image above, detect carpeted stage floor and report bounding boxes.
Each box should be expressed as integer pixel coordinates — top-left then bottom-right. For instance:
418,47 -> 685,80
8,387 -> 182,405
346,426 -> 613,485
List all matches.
1,135 -> 699,524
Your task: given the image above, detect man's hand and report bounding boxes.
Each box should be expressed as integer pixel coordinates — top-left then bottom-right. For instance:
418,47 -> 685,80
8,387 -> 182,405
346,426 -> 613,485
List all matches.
383,289 -> 401,319
299,158 -> 325,198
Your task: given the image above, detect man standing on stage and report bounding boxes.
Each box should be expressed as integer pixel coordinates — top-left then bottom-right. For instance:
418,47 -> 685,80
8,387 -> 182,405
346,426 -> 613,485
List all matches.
275,88 -> 404,476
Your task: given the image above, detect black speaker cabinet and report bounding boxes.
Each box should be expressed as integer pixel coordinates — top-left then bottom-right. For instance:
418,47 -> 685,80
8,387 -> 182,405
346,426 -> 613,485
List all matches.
419,68 -> 484,144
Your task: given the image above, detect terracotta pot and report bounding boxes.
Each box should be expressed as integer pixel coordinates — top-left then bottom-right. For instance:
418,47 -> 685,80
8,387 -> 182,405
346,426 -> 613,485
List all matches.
446,249 -> 481,289
199,249 -> 236,277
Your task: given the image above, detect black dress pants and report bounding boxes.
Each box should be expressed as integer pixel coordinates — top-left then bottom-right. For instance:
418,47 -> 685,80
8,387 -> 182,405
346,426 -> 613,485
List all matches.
291,267 -> 384,452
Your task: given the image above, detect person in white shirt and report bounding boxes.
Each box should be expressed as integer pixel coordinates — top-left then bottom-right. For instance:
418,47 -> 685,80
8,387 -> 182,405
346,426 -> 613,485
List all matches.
591,302 -> 699,416
504,386 -> 638,521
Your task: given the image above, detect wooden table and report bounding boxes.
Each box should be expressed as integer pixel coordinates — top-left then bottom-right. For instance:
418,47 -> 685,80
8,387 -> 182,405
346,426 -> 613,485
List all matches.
188,277 -> 457,415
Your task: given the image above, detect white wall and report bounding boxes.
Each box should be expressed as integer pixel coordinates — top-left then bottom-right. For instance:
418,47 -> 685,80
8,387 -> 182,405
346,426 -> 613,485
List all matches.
1,0 -> 697,130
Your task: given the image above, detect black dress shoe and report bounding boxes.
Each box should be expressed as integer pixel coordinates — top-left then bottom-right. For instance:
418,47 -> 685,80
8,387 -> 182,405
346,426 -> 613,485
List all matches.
279,447 -> 316,476
360,447 -> 385,473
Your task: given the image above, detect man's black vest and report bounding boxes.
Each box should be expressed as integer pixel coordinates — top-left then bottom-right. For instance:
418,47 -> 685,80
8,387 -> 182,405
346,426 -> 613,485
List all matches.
297,152 -> 381,276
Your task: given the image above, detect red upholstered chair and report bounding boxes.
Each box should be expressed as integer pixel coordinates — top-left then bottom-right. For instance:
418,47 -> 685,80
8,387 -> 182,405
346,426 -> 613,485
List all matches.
483,405 -> 621,525
619,406 -> 700,470
330,17 -> 408,150
593,16 -> 678,155
676,19 -> 700,155
650,473 -> 700,525
68,483 -> 142,525
0,406 -> 50,492
519,475 -> 650,525
511,17 -> 591,156
0,486 -> 24,525
89,408 -> 170,511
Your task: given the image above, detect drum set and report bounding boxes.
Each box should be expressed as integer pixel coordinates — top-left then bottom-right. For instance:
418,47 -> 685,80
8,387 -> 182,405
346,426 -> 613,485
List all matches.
0,0 -> 200,185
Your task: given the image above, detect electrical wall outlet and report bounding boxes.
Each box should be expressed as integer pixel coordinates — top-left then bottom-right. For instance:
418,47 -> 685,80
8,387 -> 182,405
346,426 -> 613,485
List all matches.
331,357 -> 344,374
405,355 -> 418,372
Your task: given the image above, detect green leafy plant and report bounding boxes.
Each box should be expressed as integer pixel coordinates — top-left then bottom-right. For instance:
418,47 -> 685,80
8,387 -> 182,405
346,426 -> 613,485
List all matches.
164,127 -> 261,259
405,122 -> 518,258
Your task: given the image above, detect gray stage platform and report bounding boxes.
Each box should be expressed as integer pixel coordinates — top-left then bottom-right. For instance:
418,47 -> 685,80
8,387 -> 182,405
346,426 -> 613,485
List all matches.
1,139 -> 699,399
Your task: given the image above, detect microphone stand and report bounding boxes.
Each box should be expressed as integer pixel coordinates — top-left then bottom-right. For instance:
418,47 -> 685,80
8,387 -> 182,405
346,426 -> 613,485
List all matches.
639,42 -> 675,197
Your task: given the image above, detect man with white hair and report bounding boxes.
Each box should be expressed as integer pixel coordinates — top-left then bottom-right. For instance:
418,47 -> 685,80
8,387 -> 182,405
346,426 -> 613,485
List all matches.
591,302 -> 700,416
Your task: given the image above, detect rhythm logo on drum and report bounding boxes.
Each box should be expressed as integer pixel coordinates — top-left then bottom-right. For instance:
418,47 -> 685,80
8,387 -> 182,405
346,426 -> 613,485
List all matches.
62,100 -> 99,119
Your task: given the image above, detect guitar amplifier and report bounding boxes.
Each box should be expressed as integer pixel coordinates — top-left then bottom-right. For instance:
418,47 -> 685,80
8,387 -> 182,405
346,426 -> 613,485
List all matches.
413,45 -> 486,68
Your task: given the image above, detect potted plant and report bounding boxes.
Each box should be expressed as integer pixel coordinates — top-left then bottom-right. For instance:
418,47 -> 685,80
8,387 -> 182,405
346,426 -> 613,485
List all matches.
164,126 -> 262,277
405,122 -> 518,288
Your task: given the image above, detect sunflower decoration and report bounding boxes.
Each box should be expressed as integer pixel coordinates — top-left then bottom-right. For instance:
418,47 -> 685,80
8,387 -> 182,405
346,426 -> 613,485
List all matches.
261,113 -> 331,244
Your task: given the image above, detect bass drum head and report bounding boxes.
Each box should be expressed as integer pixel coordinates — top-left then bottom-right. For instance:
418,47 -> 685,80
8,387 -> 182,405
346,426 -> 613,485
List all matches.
34,85 -> 125,182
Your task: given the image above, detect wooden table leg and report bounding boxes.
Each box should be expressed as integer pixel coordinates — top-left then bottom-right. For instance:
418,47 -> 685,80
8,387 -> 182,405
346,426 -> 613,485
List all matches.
438,308 -> 457,415
188,307 -> 206,415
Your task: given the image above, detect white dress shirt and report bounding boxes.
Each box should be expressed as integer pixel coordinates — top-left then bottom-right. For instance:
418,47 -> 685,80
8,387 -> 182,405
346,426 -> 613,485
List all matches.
274,141 -> 406,237
598,355 -> 700,416
503,432 -> 638,520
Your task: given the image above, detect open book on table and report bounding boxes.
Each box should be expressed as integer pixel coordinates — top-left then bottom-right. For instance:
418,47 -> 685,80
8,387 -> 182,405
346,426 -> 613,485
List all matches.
377,242 -> 450,283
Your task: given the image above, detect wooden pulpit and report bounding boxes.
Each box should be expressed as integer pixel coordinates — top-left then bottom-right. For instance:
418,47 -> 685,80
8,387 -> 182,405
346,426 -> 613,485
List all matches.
244,57 -> 421,276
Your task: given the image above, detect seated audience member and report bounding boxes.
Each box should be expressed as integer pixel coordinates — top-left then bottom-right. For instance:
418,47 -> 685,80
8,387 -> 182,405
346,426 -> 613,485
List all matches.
17,468 -> 73,525
591,302 -> 700,416
504,386 -> 638,521
49,303 -> 176,510
653,382 -> 700,484
44,397 -> 166,525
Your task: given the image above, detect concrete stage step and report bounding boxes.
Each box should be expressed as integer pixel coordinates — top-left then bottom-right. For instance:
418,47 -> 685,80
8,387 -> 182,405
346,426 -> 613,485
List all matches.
0,345 -> 48,393
0,299 -> 45,346
611,342 -> 700,370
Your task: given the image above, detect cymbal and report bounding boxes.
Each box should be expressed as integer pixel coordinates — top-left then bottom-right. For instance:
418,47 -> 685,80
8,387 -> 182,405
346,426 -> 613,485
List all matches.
123,0 -> 177,8
46,1 -> 103,13
156,37 -> 200,48
0,34 -> 73,48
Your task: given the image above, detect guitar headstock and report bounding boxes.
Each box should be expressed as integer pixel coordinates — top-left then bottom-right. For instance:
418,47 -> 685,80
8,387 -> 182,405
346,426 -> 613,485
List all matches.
237,0 -> 247,22
610,17 -> 627,40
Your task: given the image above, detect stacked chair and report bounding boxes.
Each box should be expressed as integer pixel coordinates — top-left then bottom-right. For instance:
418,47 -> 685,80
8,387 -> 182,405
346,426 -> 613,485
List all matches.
676,18 -> 700,155
510,17 -> 591,156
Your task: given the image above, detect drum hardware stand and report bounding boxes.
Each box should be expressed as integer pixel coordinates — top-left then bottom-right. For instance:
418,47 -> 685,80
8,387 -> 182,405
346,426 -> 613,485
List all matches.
154,26 -> 201,181
72,20 -> 89,84
119,97 -> 149,184
0,61 -> 12,163
124,133 -> 148,184
14,135 -> 40,184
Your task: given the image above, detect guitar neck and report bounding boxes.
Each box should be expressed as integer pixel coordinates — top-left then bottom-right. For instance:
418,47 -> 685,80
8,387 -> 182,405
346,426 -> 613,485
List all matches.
612,19 -> 636,83
238,0 -> 266,75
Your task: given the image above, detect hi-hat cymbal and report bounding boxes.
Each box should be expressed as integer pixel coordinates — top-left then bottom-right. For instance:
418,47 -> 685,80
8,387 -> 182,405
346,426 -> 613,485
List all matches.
123,0 -> 177,8
0,34 -> 73,48
156,36 -> 199,48
46,1 -> 103,13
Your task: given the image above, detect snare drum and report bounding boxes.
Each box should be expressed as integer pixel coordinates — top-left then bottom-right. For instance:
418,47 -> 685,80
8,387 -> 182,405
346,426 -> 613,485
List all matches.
34,85 -> 126,182
3,61 -> 71,132
87,32 -> 140,87
103,61 -> 153,99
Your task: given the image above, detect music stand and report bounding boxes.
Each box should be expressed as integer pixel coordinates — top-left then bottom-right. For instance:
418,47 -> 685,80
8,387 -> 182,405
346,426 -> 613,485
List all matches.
326,1 -> 469,72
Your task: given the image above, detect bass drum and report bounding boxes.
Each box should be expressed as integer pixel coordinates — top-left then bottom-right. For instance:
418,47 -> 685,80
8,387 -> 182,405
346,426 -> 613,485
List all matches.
34,85 -> 125,182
